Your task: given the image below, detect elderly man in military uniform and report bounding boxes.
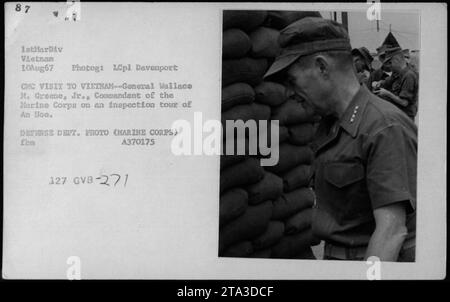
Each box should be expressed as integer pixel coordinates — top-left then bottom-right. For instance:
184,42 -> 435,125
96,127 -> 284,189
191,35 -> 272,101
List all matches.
265,17 -> 416,262
374,47 -> 419,120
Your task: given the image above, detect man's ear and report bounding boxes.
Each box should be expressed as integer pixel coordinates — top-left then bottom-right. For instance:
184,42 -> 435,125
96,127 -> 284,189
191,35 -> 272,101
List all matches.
314,55 -> 329,77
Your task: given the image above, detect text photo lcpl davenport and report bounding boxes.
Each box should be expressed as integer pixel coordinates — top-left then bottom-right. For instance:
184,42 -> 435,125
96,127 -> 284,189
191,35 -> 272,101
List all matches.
219,10 -> 419,261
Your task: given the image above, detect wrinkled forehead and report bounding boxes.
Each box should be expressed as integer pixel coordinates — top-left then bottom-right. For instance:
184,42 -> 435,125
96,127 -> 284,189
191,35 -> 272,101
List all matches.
289,54 -> 315,72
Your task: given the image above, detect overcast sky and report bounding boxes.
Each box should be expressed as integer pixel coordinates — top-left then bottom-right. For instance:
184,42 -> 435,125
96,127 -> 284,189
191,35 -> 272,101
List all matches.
319,11 -> 420,53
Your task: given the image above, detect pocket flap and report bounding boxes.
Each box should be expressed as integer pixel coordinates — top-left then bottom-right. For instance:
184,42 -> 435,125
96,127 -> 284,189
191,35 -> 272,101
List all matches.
324,162 -> 364,188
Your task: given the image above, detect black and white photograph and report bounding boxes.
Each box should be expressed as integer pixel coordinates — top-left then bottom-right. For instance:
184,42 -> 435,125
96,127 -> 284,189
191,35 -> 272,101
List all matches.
219,9 -> 420,261
2,2 -> 446,281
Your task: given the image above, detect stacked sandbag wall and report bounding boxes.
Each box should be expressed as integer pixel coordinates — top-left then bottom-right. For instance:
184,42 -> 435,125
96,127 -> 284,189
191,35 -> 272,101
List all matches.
219,10 -> 322,259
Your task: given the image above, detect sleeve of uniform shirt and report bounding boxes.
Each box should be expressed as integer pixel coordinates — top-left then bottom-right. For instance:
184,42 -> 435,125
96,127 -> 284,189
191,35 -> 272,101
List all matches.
398,72 -> 417,104
365,123 -> 417,213
381,74 -> 394,90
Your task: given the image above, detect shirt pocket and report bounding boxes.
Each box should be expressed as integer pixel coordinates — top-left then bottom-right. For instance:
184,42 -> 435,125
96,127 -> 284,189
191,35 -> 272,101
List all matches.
324,162 -> 364,188
323,162 -> 370,222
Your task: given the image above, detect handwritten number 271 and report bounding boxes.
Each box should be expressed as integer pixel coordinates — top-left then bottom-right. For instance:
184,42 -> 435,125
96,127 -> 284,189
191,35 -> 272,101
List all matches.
97,174 -> 128,187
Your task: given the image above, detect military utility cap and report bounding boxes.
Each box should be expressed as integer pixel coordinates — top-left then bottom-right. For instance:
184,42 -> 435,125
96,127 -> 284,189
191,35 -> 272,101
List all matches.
351,47 -> 374,69
402,48 -> 410,58
382,47 -> 404,64
264,17 -> 352,78
376,44 -> 389,63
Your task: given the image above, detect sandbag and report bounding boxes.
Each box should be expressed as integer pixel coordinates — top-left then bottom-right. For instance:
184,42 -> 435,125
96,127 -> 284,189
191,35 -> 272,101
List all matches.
254,81 -> 287,106
272,99 -> 318,125
223,10 -> 268,32
220,188 -> 249,227
272,187 -> 314,220
220,154 -> 247,170
285,208 -> 313,235
267,11 -> 322,30
222,241 -> 254,257
249,248 -> 272,258
257,123 -> 289,148
282,164 -> 312,192
271,228 -> 316,258
222,57 -> 268,87
219,201 -> 273,252
288,123 -> 316,145
293,247 -> 317,259
277,126 -> 290,144
221,136 -> 277,160
221,103 -> 271,148
252,221 -> 285,250
223,29 -> 252,59
220,158 -> 265,193
220,126 -> 287,162
265,143 -> 313,174
246,172 -> 283,205
222,83 -> 255,112
221,137 -> 253,158
249,27 -> 281,58
222,102 -> 271,125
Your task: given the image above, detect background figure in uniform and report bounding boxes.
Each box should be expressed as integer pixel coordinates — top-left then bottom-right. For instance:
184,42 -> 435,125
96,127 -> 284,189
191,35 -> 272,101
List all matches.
373,47 -> 419,120
264,17 -> 417,262
369,45 -> 393,92
351,47 -> 373,87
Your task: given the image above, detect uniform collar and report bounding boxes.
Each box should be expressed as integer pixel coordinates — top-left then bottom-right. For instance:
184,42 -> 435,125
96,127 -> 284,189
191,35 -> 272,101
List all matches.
311,85 -> 370,154
338,84 -> 370,138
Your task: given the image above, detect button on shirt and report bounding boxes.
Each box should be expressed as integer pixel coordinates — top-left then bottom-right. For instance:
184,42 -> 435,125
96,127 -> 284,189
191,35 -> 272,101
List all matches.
310,85 -> 417,247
